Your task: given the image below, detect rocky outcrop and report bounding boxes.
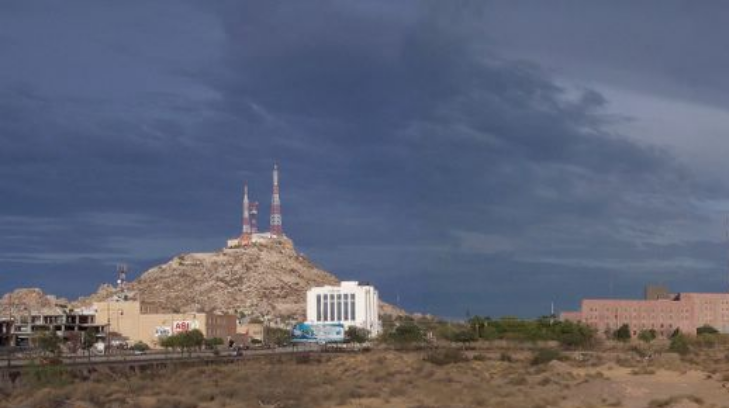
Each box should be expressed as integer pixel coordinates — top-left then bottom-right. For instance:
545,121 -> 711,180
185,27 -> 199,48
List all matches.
78,237 -> 405,320
0,287 -> 68,315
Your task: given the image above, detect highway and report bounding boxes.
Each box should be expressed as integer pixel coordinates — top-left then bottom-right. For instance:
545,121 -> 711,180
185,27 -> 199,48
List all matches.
0,343 -> 323,369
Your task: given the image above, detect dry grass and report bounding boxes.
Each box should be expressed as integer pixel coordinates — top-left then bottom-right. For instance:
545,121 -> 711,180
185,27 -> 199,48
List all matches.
4,346 -> 729,408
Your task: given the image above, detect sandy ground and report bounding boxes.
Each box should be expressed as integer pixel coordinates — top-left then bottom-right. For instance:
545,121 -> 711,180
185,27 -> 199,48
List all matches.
4,349 -> 729,408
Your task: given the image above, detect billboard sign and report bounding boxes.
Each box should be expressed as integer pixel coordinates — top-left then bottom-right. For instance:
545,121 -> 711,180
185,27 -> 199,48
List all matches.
155,326 -> 172,338
172,320 -> 199,333
291,322 -> 345,344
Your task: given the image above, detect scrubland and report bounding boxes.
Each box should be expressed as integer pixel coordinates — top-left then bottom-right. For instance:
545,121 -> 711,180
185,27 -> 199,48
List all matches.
4,343 -> 729,408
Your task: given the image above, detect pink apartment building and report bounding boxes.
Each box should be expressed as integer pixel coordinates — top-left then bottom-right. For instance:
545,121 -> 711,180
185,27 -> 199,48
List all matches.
561,291 -> 729,337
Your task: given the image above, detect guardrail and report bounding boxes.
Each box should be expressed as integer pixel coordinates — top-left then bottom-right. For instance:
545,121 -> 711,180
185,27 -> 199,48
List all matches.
0,344 -> 322,370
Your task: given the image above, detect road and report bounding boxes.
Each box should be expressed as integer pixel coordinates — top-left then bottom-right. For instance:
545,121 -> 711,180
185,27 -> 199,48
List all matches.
0,343 -> 323,369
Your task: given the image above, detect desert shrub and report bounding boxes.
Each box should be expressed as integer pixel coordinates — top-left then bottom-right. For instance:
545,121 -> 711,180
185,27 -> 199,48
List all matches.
472,353 -> 487,361
345,326 -> 370,344
697,324 -> 719,335
630,366 -> 656,375
530,349 -> 563,365
387,322 -> 424,348
638,329 -> 657,343
499,352 -> 513,362
647,395 -> 704,407
27,360 -> 70,387
423,349 -> 468,366
669,332 -> 690,355
295,353 -> 321,364
552,320 -> 596,349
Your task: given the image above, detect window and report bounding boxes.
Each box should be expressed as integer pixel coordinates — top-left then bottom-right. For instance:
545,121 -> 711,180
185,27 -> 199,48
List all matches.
343,294 -> 349,321
330,294 -> 336,322
351,294 -> 356,321
337,294 -> 342,321
323,294 -> 329,321
317,294 -> 322,322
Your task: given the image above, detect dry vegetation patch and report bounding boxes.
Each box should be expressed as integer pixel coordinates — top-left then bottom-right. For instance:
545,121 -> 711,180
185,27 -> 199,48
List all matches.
4,348 -> 729,408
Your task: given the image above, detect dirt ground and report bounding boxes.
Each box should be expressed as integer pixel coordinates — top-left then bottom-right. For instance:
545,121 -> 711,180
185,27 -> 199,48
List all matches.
3,348 -> 729,408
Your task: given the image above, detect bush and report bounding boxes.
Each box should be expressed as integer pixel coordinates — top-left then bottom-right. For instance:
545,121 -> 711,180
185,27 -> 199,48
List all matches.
531,349 -> 563,365
387,322 -> 424,348
423,349 -> 468,366
613,324 -> 631,342
131,341 -> 150,352
345,327 -> 370,344
669,332 -> 690,355
697,324 -> 719,336
553,321 -> 596,349
499,352 -> 513,362
638,329 -> 657,343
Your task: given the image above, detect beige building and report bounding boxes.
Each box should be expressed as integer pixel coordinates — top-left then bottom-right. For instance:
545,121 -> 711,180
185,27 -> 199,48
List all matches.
237,322 -> 264,341
93,300 -> 236,348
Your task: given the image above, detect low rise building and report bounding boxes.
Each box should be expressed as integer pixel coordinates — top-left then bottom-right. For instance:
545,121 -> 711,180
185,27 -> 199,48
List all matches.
9,307 -> 106,347
306,281 -> 380,336
0,318 -> 13,347
561,287 -> 729,337
93,300 -> 236,348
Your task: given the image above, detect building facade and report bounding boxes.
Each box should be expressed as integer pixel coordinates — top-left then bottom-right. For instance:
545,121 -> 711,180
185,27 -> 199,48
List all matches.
93,300 -> 236,347
7,307 -> 106,347
561,291 -> 729,337
306,281 -> 380,336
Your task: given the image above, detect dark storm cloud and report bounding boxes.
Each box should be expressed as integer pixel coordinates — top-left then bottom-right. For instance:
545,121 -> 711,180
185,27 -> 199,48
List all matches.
480,1 -> 729,108
1,1 -> 725,317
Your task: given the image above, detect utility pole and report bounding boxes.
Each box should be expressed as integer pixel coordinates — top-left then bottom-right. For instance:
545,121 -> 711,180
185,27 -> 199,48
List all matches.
550,301 -> 555,326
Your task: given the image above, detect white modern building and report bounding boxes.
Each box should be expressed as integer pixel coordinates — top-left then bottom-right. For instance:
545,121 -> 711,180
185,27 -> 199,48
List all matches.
306,281 -> 380,336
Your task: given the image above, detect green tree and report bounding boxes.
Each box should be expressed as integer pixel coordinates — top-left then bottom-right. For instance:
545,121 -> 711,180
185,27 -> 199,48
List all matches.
36,330 -> 62,356
81,332 -> 98,360
638,329 -> 657,343
186,329 -> 205,350
159,335 -> 180,352
131,341 -> 150,352
204,337 -> 225,350
388,322 -> 424,348
345,326 -> 370,344
552,321 -> 596,349
613,324 -> 631,342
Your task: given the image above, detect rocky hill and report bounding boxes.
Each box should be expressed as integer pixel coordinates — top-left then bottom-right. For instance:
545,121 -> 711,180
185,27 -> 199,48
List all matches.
77,237 -> 404,320
0,288 -> 68,315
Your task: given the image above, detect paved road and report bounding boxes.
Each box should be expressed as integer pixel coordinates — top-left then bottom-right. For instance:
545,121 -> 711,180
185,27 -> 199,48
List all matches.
0,344 -> 323,369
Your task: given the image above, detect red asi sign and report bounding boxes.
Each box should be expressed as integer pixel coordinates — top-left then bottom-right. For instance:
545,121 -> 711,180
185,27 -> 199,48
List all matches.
173,321 -> 192,333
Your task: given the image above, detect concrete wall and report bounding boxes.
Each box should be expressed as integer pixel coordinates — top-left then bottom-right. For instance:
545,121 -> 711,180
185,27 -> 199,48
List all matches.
93,301 -> 236,348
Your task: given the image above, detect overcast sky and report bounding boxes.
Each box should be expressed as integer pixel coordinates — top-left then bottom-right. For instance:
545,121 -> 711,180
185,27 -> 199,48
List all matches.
3,1 -> 729,318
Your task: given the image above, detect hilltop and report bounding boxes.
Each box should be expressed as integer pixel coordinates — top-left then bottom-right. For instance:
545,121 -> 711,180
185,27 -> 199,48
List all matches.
0,288 -> 68,315
77,237 -> 404,319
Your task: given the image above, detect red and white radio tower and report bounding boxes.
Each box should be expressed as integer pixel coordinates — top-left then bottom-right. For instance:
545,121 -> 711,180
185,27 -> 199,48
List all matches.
241,182 -> 252,245
250,201 -> 259,234
270,163 -> 283,236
